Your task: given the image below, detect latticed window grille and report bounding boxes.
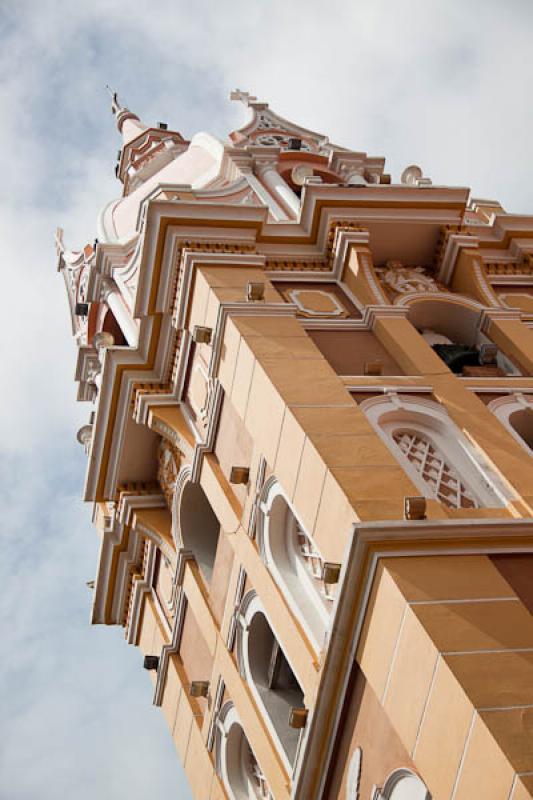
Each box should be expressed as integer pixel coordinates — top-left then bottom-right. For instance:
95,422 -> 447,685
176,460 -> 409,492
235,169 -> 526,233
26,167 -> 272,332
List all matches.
392,430 -> 478,509
294,526 -> 335,600
248,747 -> 272,799
295,526 -> 323,578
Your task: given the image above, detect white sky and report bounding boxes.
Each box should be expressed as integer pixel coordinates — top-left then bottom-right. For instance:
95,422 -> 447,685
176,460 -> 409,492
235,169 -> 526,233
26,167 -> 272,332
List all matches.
1,1 -> 532,797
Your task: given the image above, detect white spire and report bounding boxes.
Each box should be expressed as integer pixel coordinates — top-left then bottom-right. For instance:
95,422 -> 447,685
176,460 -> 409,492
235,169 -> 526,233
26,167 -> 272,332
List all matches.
106,86 -> 147,145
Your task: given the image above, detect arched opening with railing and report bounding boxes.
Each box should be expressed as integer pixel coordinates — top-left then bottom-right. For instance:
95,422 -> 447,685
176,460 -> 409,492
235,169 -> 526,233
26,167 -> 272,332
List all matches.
362,394 -> 509,509
236,592 -> 305,771
404,296 -> 519,376
215,703 -> 272,800
489,394 -> 533,454
172,470 -> 221,583
257,479 -> 333,651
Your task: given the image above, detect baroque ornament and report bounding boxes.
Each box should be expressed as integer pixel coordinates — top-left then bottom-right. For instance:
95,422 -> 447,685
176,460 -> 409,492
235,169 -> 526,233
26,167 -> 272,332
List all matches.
378,262 -> 439,294
157,439 -> 181,507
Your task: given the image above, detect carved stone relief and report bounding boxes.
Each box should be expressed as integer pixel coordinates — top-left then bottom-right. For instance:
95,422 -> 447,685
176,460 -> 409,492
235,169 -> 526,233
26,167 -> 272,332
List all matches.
157,438 -> 181,507
375,261 -> 440,299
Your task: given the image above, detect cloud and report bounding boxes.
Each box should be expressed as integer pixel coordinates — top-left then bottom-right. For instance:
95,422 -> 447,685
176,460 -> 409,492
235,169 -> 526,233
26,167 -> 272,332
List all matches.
1,0 -> 532,797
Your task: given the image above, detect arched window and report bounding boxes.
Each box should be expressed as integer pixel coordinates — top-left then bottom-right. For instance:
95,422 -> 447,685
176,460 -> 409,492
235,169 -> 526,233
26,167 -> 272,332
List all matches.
172,469 -> 221,583
215,703 -> 272,800
489,394 -> 533,454
257,480 -> 332,651
379,769 -> 430,799
362,395 -> 509,509
236,592 -> 305,771
404,296 -> 520,376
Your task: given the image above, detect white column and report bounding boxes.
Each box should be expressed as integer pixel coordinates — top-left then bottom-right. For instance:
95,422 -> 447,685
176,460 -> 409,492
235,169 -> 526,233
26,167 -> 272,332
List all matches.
257,162 -> 301,218
242,167 -> 289,221
101,277 -> 139,347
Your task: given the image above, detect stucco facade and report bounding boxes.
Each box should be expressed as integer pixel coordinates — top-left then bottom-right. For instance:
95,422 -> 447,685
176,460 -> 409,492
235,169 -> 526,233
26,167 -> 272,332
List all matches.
59,90 -> 533,799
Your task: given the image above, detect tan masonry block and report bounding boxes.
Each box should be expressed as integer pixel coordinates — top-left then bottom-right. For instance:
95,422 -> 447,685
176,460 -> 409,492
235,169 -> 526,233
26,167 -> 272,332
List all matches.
198,266 -> 270,290
342,246 -> 381,308
414,659 -> 473,800
488,317 -> 533,375
330,465 -> 417,504
185,723 -> 215,800
454,715 -> 514,800
481,707 -> 533,773
381,554 -> 516,603
344,498 -> 404,522
373,316 -> 448,376
230,338 -> 256,420
217,316 -> 241,395
446,506 -> 514,519
137,596 -> 157,656
356,563 -> 407,700
309,432 -> 398,468
245,333 -> 324,362
429,373 -> 533,501
289,404 -> 374,436
273,408 -> 306,500
152,606 -> 170,653
186,269 -> 211,330
444,651 -> 533,708
313,470 -> 358,564
206,286 -> 285,330
209,775 -> 228,800
412,598 -> 533,654
182,563 -> 218,656
293,437 -> 327,535
383,605 -> 439,753
161,656 -> 182,735
201,454 -> 242,532
262,358 -> 353,407
173,688 -> 194,762
244,361 -> 285,468
232,315 -> 306,339
514,777 -> 533,799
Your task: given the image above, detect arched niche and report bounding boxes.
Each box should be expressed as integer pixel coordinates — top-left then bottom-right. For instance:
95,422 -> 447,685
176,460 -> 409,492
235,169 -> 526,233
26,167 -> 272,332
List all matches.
489,395 -> 533,454
236,593 -> 305,771
172,470 -> 221,583
257,479 -> 332,651
361,394 -> 510,509
403,296 -> 519,375
216,703 -> 272,800
381,769 -> 431,800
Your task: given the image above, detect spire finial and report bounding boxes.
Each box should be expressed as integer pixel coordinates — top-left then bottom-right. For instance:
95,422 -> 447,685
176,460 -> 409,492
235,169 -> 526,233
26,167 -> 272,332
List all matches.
106,85 -> 124,117
104,86 -> 146,145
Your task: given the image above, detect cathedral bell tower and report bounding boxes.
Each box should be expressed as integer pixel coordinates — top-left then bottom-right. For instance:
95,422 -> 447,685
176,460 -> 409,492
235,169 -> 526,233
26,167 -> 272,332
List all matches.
59,89 -> 533,800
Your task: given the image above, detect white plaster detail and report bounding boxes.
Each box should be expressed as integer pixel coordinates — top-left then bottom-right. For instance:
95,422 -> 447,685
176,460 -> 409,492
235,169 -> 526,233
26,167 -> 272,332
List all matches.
287,288 -> 346,317
215,703 -> 272,800
346,747 -> 362,799
377,264 -> 439,295
361,394 -> 512,508
257,479 -> 332,652
488,394 -> 533,454
379,769 -> 431,800
400,165 -> 432,188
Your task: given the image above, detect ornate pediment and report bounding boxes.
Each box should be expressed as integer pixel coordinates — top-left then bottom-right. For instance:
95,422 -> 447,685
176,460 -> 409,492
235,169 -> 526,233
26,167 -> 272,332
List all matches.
229,89 -> 339,156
